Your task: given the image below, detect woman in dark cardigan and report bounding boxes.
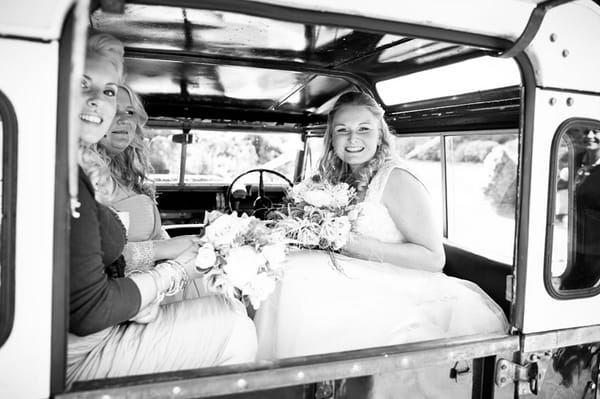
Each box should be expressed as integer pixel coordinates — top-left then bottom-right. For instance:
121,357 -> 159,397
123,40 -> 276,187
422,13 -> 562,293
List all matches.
67,33 -> 256,385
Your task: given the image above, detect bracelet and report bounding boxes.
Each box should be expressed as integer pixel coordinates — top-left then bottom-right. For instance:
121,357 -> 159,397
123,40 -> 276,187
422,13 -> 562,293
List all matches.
126,268 -> 165,303
147,268 -> 166,303
154,260 -> 189,297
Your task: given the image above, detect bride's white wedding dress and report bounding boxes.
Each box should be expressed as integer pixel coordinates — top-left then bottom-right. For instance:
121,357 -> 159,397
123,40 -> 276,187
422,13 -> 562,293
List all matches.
254,161 -> 509,362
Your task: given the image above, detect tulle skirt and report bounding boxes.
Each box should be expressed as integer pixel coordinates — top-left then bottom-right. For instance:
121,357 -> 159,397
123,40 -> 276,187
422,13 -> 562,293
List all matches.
255,249 -> 508,359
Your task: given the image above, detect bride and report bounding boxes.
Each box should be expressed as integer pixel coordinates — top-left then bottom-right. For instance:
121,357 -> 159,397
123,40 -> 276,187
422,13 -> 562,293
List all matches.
254,92 -> 508,364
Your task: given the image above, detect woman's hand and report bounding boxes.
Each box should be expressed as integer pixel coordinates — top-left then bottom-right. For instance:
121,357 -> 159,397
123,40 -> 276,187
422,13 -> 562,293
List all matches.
174,243 -> 203,279
153,235 -> 203,261
341,232 -> 381,261
130,298 -> 161,324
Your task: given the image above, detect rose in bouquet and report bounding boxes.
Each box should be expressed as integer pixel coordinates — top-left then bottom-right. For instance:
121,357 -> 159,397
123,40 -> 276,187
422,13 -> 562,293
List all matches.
195,212 -> 285,309
272,175 -> 358,251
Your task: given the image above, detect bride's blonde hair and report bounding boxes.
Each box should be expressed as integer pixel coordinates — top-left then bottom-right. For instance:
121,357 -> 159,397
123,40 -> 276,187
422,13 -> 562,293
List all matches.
317,91 -> 395,192
78,33 -> 125,204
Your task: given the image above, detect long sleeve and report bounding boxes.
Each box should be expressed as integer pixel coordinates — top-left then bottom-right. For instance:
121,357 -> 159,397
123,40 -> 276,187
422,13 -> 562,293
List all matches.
69,170 -> 141,336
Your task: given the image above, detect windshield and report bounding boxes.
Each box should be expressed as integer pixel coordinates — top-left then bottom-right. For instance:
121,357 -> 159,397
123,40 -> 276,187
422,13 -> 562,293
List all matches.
146,129 -> 303,185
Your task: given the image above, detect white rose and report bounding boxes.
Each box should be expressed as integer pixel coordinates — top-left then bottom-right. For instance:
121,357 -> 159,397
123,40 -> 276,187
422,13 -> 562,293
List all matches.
260,244 -> 287,269
205,213 -> 250,248
303,190 -> 334,208
243,273 -> 277,309
223,245 -> 263,287
195,243 -> 217,271
331,189 -> 350,208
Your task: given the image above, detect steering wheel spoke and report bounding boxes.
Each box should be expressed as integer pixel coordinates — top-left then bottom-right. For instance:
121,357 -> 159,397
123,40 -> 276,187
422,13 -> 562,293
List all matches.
226,168 -> 293,219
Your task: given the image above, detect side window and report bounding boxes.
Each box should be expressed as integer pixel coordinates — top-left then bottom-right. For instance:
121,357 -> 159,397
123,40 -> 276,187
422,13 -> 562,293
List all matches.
394,136 -> 443,223
548,121 -> 600,297
0,90 -> 17,347
395,132 -> 518,264
446,133 -> 518,263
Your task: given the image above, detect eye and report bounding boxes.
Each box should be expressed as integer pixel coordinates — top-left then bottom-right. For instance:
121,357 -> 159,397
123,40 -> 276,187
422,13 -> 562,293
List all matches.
80,79 -> 89,89
358,125 -> 373,133
126,109 -> 135,116
334,127 -> 349,135
104,88 -> 116,97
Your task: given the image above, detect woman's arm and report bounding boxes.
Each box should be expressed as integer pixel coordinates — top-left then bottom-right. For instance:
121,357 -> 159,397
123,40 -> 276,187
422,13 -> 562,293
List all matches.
342,168 -> 445,272
122,235 -> 203,272
70,173 -> 142,336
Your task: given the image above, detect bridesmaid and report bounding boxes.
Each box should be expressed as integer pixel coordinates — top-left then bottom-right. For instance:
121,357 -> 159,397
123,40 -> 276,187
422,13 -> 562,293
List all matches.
67,33 -> 256,385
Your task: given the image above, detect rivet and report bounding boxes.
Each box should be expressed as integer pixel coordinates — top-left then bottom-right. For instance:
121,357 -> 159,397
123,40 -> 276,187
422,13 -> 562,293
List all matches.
236,379 -> 248,389
351,363 -> 360,373
383,353 -> 389,358
500,377 -> 507,384
549,97 -> 557,106
172,386 -> 181,395
566,97 -> 574,106
550,33 -> 557,42
296,371 -> 305,379
562,49 -> 569,57
401,357 -> 410,367
500,363 -> 507,370
101,395 -> 111,399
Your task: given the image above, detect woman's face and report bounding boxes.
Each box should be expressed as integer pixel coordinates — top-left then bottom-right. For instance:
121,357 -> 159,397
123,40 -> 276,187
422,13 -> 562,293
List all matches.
79,57 -> 119,144
100,89 -> 137,154
584,129 -> 600,152
331,105 -> 381,170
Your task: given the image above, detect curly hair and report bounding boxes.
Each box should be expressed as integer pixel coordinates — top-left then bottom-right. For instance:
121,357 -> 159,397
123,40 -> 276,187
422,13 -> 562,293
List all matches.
316,91 -> 395,192
86,33 -> 125,80
78,144 -> 115,204
78,33 -> 126,204
98,84 -> 156,200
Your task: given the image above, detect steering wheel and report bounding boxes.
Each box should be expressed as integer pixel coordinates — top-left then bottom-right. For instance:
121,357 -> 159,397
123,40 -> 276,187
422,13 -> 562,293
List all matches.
226,168 -> 293,218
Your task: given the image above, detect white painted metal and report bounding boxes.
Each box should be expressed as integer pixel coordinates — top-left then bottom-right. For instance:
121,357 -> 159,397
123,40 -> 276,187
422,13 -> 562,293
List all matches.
521,88 -> 600,333
0,38 -> 59,398
526,0 -> 600,94
248,0 -> 534,41
0,0 -> 75,40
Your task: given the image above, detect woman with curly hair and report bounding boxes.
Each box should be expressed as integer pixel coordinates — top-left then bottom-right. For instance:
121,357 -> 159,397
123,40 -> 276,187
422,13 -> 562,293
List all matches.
68,33 -> 256,386
97,84 -> 203,277
254,92 -> 507,396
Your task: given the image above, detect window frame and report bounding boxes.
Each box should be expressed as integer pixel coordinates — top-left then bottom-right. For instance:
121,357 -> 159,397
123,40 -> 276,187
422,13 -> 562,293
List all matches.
545,117 -> 600,300
0,89 -> 18,348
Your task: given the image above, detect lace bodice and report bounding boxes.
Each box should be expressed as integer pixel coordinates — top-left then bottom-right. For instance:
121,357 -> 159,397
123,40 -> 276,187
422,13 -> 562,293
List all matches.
353,162 -> 413,243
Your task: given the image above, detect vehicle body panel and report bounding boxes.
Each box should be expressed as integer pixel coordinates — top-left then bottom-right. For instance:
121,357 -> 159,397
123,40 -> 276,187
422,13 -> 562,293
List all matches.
0,38 -> 59,399
521,88 -> 600,334
0,0 -> 74,40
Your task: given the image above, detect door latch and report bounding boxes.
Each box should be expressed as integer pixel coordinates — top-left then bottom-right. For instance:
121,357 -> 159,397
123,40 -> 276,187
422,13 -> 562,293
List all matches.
450,360 -> 472,383
495,351 -> 552,395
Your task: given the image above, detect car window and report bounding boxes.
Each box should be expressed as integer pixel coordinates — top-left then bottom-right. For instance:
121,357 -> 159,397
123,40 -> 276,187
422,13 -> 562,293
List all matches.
445,132 -> 518,263
394,135 -> 443,223
376,56 -> 520,105
147,129 -> 303,185
394,132 -> 518,264
548,121 -> 600,296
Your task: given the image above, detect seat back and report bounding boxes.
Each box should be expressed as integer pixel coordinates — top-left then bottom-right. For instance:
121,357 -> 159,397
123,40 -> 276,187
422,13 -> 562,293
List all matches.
442,243 -> 512,318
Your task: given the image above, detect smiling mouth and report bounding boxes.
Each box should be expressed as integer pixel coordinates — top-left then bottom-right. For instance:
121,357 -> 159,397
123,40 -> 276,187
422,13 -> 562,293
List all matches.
345,145 -> 364,153
80,114 -> 102,124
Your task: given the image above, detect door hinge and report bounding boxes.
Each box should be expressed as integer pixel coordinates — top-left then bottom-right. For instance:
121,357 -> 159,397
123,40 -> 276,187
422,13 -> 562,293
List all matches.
495,351 -> 552,395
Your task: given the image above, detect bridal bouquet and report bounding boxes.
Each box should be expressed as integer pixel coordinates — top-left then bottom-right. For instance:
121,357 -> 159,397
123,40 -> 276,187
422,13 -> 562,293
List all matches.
272,176 -> 358,251
195,212 -> 285,309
